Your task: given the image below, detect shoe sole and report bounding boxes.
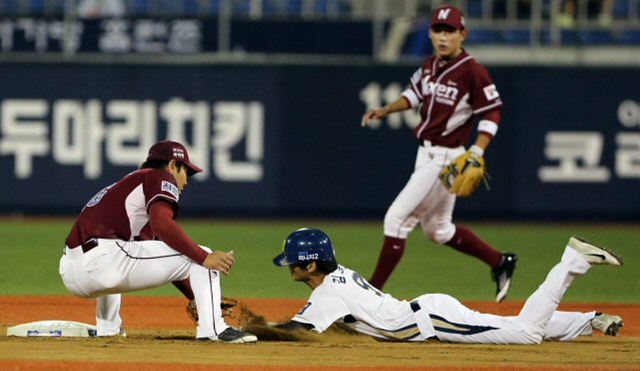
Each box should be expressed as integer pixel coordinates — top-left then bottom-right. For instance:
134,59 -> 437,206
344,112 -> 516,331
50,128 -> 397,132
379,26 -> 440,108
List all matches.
223,336 -> 258,344
495,254 -> 517,303
569,236 -> 624,266
606,320 -> 624,336
197,336 -> 258,344
495,279 -> 511,303
96,330 -> 126,337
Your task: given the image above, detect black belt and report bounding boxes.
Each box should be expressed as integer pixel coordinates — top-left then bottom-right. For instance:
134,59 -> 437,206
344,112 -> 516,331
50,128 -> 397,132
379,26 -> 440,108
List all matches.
81,238 -> 98,253
410,302 -> 421,313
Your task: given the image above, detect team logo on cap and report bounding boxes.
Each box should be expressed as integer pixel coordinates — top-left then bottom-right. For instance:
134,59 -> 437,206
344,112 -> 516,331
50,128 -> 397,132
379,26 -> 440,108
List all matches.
438,8 -> 451,19
298,252 -> 320,261
173,148 -> 185,159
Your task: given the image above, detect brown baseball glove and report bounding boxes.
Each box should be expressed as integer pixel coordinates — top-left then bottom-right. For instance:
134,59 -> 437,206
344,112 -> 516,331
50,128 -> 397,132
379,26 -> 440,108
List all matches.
439,150 -> 489,197
186,297 -> 239,322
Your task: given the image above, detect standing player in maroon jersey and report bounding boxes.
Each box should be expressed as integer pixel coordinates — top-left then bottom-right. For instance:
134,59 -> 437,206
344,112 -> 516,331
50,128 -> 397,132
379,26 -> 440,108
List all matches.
59,140 -> 257,343
361,5 -> 517,302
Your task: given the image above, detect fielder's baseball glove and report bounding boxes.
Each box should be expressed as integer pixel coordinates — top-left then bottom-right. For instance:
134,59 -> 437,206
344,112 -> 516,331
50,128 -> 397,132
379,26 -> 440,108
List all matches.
439,150 -> 488,197
186,297 -> 239,322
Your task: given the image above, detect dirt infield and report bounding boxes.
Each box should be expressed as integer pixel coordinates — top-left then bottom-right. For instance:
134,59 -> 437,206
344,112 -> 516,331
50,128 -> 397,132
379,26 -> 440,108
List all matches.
1,296 -> 639,369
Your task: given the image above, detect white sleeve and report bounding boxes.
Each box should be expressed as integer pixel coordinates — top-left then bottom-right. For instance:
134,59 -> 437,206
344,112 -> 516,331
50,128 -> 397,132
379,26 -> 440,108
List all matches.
401,89 -> 420,108
292,284 -> 350,332
402,67 -> 423,108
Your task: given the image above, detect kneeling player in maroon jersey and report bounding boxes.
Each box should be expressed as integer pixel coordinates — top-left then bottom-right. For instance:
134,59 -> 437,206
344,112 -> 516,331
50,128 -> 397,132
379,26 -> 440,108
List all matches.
59,140 -> 256,343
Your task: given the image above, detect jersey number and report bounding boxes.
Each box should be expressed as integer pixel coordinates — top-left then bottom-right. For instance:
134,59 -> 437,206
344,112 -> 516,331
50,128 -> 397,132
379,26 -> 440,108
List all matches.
297,302 -> 312,315
85,183 -> 114,208
332,276 -> 347,284
352,272 -> 382,297
86,188 -> 108,207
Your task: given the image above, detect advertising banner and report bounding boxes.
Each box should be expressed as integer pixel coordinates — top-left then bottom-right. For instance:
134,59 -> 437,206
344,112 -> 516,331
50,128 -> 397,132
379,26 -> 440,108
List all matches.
0,63 -> 638,218
0,17 -> 372,55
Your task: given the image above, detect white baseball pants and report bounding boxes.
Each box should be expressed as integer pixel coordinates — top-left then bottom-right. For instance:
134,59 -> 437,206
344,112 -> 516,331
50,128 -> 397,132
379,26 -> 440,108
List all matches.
59,239 -> 229,339
384,142 -> 465,243
413,245 -> 594,344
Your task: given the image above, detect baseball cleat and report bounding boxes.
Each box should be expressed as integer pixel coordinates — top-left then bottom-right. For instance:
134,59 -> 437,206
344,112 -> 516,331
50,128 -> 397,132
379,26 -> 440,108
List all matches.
218,327 -> 257,344
591,313 -> 624,336
186,299 -> 198,322
568,236 -> 624,266
198,327 -> 258,344
492,253 -> 517,303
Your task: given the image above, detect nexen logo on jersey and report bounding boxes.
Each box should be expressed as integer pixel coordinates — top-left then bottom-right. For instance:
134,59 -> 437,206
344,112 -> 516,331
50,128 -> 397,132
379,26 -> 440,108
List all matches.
161,181 -> 180,200
422,76 -> 459,106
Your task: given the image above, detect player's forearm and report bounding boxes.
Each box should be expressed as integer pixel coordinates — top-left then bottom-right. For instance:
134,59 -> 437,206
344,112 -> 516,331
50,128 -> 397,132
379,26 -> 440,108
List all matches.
472,110 -> 500,155
384,96 -> 412,114
471,133 -> 492,155
156,221 -> 208,264
149,202 -> 208,264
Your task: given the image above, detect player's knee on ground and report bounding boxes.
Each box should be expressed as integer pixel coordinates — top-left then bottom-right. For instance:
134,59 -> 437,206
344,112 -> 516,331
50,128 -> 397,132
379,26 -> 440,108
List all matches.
524,331 -> 544,344
517,323 -> 545,344
423,222 -> 456,244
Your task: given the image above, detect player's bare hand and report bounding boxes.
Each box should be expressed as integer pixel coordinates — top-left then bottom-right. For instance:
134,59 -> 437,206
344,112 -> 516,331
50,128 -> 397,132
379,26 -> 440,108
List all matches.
361,107 -> 388,127
203,250 -> 235,275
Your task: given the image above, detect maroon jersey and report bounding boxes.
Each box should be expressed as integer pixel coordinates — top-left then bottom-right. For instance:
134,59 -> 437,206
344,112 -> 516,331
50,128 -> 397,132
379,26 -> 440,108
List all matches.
401,50 -> 502,148
65,168 -> 180,248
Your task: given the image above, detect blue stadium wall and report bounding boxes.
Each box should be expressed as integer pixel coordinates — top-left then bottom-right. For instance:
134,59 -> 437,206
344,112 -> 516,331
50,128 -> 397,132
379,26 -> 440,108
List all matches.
0,63 -> 638,220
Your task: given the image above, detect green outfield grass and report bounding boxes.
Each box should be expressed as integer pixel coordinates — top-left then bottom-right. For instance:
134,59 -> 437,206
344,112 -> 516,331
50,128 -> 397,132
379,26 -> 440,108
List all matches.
0,218 -> 638,302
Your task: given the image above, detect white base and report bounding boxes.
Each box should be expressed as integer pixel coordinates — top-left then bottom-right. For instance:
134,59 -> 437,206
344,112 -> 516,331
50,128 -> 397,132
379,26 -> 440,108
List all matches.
7,320 -> 97,337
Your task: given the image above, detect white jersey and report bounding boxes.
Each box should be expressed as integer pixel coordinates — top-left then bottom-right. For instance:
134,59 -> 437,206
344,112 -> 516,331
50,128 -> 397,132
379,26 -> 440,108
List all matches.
292,265 -> 428,341
292,249 -> 598,344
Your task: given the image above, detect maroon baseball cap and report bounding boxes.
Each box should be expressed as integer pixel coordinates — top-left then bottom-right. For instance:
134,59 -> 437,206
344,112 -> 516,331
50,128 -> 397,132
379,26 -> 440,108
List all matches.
146,140 -> 203,176
430,4 -> 466,30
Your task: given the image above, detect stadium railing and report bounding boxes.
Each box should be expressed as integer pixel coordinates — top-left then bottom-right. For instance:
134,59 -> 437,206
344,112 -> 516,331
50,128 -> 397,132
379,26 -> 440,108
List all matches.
0,0 -> 638,64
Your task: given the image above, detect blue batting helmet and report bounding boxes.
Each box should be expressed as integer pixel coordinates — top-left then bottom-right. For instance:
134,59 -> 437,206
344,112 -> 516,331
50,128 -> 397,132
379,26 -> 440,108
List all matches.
273,228 -> 336,267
